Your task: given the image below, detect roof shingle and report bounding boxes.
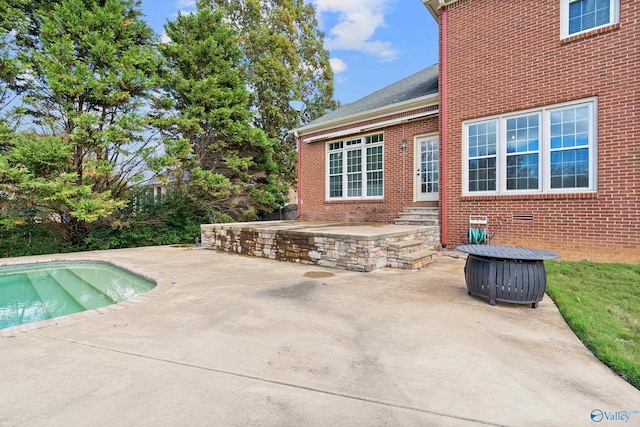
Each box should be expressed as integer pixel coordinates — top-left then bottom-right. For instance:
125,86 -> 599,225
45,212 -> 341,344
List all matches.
309,63 -> 439,126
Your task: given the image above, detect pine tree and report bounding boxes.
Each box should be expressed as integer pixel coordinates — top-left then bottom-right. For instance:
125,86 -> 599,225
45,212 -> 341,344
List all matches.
0,0 -> 162,245
151,4 -> 281,221
209,0 -> 338,186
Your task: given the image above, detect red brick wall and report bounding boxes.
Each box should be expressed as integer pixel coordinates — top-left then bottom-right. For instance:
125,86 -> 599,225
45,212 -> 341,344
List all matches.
442,0 -> 639,262
299,107 -> 439,222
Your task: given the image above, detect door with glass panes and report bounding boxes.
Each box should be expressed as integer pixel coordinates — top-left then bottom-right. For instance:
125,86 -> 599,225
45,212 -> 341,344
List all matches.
414,135 -> 439,201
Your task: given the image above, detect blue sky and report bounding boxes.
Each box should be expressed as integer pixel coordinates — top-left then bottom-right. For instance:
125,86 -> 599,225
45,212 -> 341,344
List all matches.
139,0 -> 440,105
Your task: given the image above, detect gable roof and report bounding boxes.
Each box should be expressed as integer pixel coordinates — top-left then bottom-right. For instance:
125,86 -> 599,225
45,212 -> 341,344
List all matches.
296,63 -> 439,136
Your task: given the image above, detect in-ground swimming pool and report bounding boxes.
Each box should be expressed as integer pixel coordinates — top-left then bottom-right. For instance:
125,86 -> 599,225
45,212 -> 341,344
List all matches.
0,261 -> 155,329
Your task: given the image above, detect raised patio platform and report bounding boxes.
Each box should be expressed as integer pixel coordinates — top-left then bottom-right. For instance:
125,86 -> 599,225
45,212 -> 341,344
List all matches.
201,221 -> 440,272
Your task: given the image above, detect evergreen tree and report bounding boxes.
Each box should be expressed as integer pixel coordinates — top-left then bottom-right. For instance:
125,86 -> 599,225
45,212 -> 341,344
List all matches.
1,0 -> 59,117
210,0 -> 338,186
151,4 -> 281,221
0,0 -> 27,134
0,0 -> 162,245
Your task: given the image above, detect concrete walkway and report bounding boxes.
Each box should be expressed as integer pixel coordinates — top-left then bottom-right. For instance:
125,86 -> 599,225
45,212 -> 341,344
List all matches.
1,246 -> 638,426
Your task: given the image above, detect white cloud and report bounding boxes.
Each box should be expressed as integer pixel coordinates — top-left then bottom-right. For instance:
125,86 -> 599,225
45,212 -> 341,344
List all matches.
176,0 -> 196,8
175,0 -> 196,17
160,30 -> 171,44
312,0 -> 398,62
330,57 -> 347,73
334,75 -> 347,84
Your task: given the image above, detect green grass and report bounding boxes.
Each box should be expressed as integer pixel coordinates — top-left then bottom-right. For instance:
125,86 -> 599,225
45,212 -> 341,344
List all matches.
545,260 -> 640,390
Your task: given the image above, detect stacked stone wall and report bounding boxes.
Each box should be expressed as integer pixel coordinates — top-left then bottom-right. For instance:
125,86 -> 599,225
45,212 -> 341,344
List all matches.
201,223 -> 439,272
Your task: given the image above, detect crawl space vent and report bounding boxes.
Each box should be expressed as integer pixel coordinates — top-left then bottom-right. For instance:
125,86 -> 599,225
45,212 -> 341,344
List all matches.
513,213 -> 534,222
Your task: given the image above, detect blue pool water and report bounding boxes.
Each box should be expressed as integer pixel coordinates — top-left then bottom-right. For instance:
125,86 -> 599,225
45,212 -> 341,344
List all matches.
0,261 -> 155,329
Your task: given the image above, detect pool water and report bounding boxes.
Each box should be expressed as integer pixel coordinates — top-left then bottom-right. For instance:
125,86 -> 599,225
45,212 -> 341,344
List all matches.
0,261 -> 155,329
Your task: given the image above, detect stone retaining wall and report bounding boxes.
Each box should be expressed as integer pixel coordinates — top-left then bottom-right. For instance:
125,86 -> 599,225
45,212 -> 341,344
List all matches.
201,222 -> 439,272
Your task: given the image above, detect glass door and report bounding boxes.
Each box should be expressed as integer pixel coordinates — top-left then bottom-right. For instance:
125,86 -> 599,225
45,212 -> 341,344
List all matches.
415,136 -> 439,202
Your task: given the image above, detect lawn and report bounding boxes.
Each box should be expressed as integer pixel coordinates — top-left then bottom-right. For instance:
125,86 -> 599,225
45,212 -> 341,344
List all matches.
545,260 -> 640,390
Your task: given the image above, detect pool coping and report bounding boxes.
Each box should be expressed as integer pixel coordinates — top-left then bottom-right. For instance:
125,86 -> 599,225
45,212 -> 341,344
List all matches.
0,253 -> 176,338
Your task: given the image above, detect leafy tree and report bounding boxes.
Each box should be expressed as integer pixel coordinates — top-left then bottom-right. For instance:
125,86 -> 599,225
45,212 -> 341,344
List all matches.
151,5 -> 281,221
0,133 -> 101,251
82,186 -> 210,250
0,0 -> 26,138
0,2 -> 25,87
210,0 -> 338,186
0,1 -> 57,122
0,0 -> 162,245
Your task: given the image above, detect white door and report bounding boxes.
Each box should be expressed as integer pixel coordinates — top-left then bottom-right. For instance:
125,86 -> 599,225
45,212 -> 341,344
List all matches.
415,135 -> 439,202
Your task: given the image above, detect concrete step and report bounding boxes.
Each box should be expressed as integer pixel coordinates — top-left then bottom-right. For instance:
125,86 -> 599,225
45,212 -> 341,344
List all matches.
26,271 -> 84,318
394,218 -> 439,226
395,207 -> 440,227
401,207 -> 439,213
396,212 -> 439,220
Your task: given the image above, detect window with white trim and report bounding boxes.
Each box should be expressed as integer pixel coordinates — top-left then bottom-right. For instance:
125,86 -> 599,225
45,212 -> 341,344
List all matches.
561,0 -> 619,38
463,98 -> 597,195
327,133 -> 384,199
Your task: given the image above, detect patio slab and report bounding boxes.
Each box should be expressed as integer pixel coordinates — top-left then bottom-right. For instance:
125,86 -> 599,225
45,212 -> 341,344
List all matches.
1,246 -> 639,426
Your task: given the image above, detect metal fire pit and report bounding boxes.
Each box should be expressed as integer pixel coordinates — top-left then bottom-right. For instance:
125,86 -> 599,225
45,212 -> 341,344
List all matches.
456,245 -> 560,308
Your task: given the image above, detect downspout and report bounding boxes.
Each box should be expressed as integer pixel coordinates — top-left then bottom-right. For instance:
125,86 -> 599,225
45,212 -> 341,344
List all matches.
295,133 -> 302,219
440,4 -> 448,248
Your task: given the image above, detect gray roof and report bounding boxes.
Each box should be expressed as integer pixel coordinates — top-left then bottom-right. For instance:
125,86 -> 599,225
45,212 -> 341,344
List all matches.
309,63 -> 439,126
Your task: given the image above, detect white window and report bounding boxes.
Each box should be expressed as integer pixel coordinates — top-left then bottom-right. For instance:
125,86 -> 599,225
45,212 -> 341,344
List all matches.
463,98 -> 597,195
561,0 -> 619,38
327,133 -> 384,199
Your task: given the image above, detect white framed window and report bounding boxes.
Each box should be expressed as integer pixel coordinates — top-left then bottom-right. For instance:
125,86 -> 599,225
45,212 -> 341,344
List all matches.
561,0 -> 620,39
463,98 -> 597,195
326,133 -> 384,200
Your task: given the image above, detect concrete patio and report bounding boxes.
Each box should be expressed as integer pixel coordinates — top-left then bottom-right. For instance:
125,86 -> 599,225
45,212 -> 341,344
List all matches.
0,246 -> 639,426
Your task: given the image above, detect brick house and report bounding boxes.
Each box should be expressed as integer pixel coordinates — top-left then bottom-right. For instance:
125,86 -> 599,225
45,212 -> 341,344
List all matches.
295,65 -> 440,224
295,0 -> 639,263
